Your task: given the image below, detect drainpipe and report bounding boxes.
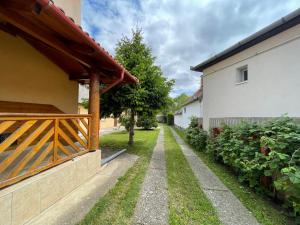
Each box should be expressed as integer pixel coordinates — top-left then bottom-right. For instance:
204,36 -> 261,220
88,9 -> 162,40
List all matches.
101,69 -> 125,94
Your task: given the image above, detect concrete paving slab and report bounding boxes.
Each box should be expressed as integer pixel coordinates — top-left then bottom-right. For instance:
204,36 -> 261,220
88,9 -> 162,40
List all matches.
100,127 -> 125,136
26,153 -> 139,225
170,128 -> 260,225
132,128 -> 168,225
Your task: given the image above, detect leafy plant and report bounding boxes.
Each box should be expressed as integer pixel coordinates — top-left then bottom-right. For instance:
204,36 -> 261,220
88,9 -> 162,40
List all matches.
167,113 -> 174,125
136,113 -> 158,129
185,117 -> 208,151
205,117 -> 300,217
119,115 -> 132,132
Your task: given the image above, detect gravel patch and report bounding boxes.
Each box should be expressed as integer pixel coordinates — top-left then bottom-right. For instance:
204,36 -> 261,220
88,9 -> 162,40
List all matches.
132,128 -> 168,225
170,127 -> 260,225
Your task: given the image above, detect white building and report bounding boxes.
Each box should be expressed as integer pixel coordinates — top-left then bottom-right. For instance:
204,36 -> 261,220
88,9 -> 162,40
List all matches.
191,8 -> 300,131
174,89 -> 203,129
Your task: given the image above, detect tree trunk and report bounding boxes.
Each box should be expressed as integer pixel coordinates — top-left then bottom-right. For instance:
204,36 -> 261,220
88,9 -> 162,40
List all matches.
128,110 -> 135,145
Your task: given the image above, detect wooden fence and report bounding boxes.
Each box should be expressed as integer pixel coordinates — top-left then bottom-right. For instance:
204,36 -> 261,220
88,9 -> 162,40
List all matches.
0,114 -> 91,189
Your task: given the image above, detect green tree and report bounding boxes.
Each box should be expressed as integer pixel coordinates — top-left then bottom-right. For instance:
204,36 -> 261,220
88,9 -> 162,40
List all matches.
172,93 -> 189,112
101,29 -> 174,145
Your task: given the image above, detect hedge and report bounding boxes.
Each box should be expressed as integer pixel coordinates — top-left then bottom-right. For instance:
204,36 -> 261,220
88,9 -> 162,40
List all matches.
185,116 -> 300,217
167,113 -> 174,125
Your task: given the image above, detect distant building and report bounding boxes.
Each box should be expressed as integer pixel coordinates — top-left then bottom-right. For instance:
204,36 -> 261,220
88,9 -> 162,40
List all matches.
174,89 -> 203,129
191,8 -> 300,130
78,103 -> 119,130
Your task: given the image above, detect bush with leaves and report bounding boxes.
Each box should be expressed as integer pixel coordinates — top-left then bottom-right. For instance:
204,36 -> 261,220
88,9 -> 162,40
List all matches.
206,117 -> 300,217
185,117 -> 208,151
119,115 -> 132,132
136,113 -> 158,129
167,113 -> 174,125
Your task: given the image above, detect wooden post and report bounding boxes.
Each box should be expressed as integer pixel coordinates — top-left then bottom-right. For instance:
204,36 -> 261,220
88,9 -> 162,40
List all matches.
88,72 -> 100,151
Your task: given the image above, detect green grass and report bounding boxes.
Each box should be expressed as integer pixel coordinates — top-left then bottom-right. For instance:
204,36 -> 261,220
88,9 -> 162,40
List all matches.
164,126 -> 222,225
78,129 -> 159,225
173,126 -> 295,225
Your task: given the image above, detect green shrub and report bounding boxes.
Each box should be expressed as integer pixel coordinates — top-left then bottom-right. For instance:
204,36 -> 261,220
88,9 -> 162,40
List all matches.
167,113 -> 174,125
136,114 -> 158,129
185,117 -> 208,151
206,117 -> 300,217
119,115 -> 131,131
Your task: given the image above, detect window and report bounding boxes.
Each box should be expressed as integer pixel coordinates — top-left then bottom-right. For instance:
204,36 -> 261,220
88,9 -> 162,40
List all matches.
237,66 -> 248,84
184,107 -> 186,113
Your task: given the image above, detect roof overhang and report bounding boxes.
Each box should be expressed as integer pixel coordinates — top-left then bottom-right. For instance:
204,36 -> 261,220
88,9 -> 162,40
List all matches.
0,0 -> 138,85
181,89 -> 202,107
191,8 -> 300,72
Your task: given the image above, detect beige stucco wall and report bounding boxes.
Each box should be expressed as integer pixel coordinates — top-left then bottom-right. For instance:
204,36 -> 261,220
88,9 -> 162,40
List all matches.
78,105 -> 118,129
202,24 -> 300,130
78,104 -> 89,114
0,30 -> 78,114
53,0 -> 81,25
101,117 -> 117,129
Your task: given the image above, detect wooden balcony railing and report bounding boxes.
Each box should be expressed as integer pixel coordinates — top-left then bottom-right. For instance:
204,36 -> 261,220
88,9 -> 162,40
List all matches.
0,114 -> 92,189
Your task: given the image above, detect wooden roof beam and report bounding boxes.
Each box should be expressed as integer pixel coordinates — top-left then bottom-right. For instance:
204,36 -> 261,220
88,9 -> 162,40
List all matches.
0,8 -> 92,68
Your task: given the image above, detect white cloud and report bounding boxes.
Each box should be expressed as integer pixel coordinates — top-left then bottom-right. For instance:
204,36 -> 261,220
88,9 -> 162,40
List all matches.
82,0 -> 300,97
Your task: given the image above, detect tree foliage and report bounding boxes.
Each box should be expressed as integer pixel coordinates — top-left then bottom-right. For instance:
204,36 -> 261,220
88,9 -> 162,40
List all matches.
136,112 -> 158,130
101,29 -> 174,144
172,93 -> 190,112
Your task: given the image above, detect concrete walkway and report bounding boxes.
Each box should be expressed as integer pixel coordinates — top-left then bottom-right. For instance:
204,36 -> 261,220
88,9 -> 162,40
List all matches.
132,128 -> 168,225
170,128 -> 260,225
100,127 -> 125,136
26,153 -> 139,225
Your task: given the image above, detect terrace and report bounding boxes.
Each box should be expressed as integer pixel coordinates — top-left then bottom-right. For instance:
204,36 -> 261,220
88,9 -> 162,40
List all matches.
0,0 -> 137,190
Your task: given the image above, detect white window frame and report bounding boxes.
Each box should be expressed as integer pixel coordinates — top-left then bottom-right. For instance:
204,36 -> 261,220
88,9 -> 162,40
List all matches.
236,66 -> 248,84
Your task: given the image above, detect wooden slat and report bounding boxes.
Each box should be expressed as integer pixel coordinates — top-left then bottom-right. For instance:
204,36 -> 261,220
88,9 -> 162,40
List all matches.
70,119 -> 88,141
88,118 -> 91,150
9,128 -> 54,178
53,119 -> 59,161
0,121 -> 16,134
79,118 -> 88,130
57,141 -> 72,156
29,142 -> 54,171
0,113 -> 91,120
0,120 -> 37,153
60,120 -> 87,148
0,120 -> 52,173
58,128 -> 81,152
0,114 -> 92,189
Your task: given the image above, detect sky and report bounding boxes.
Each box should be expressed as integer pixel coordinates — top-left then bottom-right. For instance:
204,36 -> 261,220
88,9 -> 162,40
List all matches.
82,0 -> 300,97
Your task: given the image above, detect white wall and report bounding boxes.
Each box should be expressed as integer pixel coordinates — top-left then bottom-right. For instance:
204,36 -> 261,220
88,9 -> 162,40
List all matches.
174,100 -> 202,129
202,24 -> 300,130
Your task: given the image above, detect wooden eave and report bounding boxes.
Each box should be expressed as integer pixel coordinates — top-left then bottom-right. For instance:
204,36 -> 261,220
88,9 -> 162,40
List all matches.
0,0 -> 138,85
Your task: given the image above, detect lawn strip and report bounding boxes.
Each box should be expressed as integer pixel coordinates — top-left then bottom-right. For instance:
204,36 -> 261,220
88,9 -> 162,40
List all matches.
173,126 -> 294,225
164,126 -> 221,225
78,129 -> 159,225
